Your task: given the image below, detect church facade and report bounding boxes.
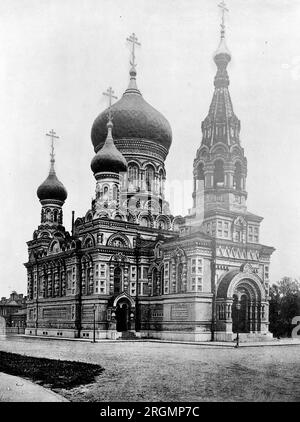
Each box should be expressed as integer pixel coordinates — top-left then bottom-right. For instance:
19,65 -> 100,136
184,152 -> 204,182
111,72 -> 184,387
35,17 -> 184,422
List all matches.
25,12 -> 275,342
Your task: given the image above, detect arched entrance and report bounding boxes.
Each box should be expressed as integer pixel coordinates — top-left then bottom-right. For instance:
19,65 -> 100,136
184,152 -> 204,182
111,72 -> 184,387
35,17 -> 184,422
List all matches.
216,265 -> 269,341
232,293 -> 249,333
115,298 -> 131,332
114,267 -> 122,295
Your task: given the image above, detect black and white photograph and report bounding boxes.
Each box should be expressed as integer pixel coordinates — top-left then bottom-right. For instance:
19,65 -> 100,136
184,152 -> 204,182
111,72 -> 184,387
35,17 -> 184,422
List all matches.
0,0 -> 299,409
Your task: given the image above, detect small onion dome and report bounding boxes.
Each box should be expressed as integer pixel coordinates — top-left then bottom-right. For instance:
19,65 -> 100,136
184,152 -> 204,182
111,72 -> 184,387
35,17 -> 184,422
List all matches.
91,120 -> 128,174
214,37 -> 231,64
37,163 -> 67,203
91,68 -> 172,153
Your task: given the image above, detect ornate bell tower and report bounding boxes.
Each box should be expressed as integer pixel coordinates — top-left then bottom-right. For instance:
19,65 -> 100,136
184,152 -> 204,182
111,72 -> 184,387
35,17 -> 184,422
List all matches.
193,1 -> 247,215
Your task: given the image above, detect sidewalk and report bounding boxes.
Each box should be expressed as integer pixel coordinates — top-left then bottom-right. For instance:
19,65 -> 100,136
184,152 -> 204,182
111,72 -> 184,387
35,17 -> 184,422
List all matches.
0,372 -> 68,402
11,333 -> 300,348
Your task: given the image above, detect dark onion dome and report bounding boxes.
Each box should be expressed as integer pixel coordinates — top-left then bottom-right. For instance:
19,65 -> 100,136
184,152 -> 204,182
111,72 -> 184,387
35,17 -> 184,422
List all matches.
91,120 -> 128,174
37,162 -> 67,203
91,68 -> 172,153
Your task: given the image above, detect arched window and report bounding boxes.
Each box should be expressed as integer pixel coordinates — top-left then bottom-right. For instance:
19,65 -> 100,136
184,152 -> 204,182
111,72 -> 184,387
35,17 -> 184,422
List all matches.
145,165 -> 155,191
84,237 -> 93,248
140,216 -> 150,227
160,267 -> 164,295
102,186 -> 109,200
158,219 -> 166,230
152,268 -> 158,296
214,160 -> 224,187
233,162 -> 242,190
197,163 -> 205,181
114,267 -> 122,294
112,184 -> 118,201
159,169 -> 164,195
53,209 -> 58,223
177,263 -> 184,293
128,164 -> 139,189
51,242 -> 60,254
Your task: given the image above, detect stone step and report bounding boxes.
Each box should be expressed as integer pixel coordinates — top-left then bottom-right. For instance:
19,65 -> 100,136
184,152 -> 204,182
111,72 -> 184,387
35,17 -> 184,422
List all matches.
119,331 -> 137,340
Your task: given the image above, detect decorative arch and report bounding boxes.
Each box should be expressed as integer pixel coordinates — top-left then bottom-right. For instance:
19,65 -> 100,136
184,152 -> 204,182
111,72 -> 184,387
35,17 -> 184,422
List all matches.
199,145 -> 209,158
82,234 -> 95,249
217,268 -> 265,300
109,252 -> 126,264
138,212 -> 154,228
85,210 -> 93,222
156,215 -> 171,230
211,142 -> 229,156
97,211 -> 110,219
37,230 -> 51,239
113,292 -> 135,308
48,239 -> 61,254
213,159 -> 225,187
172,216 -> 184,231
107,232 -> 131,248
74,217 -> 83,227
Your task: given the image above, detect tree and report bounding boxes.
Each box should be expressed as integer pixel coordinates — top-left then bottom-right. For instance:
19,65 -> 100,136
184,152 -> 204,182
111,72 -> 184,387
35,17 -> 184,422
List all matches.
269,277 -> 300,338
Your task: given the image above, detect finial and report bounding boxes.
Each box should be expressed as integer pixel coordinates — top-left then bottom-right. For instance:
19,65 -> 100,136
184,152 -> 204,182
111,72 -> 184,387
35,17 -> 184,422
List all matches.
126,32 -> 141,71
102,86 -> 118,123
46,129 -> 59,173
125,33 -> 142,95
102,86 -> 118,139
218,1 -> 229,39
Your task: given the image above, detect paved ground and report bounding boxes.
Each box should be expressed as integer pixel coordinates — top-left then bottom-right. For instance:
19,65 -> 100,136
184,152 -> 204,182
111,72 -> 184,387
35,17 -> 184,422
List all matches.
0,372 -> 68,402
0,336 -> 299,402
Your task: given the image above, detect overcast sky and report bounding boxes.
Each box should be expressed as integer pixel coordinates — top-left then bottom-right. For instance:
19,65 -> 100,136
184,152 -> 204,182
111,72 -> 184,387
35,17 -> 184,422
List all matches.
0,0 -> 299,297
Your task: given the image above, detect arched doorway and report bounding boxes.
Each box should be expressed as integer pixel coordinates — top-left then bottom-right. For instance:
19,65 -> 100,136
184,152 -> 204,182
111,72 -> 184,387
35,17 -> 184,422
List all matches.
115,299 -> 131,332
232,293 -> 249,333
114,267 -> 122,295
216,267 -> 268,340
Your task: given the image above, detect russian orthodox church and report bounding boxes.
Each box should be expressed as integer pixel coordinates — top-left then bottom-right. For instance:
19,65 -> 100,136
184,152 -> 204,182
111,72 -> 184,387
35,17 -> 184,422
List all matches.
25,6 -> 275,342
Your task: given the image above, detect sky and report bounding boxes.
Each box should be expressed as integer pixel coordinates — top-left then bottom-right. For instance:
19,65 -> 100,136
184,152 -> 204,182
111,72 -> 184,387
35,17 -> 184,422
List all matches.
0,0 -> 299,297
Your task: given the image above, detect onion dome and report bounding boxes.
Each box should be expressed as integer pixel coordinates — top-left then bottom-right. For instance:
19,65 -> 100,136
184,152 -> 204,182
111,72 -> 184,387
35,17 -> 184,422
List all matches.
91,68 -> 172,153
91,119 -> 128,174
213,4 -> 231,88
37,159 -> 67,204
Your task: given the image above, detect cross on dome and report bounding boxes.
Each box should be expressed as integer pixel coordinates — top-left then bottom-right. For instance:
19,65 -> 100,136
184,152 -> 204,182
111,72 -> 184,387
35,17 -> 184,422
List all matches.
102,87 -> 118,122
218,1 -> 229,39
46,129 -> 59,171
126,32 -> 141,70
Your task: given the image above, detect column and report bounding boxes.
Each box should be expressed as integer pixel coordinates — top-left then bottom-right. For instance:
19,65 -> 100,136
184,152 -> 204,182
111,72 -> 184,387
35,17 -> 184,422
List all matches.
171,260 -> 176,293
54,270 -> 59,297
109,264 -> 114,295
61,270 -> 66,296
89,264 -> 94,295
47,270 -> 52,297
81,264 -> 86,296
123,264 -> 129,293
182,261 -> 187,293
